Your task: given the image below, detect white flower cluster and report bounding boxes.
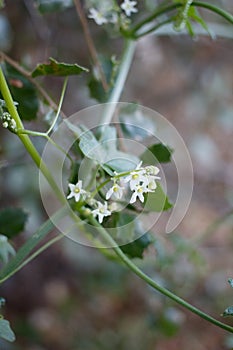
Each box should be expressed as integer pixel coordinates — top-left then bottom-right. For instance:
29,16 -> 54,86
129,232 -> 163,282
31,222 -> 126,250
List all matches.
0,112 -> 17,132
88,0 -> 138,26
107,162 -> 160,204
67,162 -> 160,224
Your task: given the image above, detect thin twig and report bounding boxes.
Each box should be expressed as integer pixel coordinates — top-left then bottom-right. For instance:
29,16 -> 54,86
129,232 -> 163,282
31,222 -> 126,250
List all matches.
73,0 -> 109,91
0,51 -> 66,118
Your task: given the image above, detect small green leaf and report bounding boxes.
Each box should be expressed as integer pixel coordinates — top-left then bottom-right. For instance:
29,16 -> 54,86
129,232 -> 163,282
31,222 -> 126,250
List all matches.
32,57 -> 88,77
79,126 -> 106,163
0,235 -> 15,264
0,298 -> 5,308
0,208 -> 28,239
228,278 -> 233,288
34,0 -> 73,14
0,319 -> 15,342
140,143 -> 173,164
222,306 -> 233,317
3,63 -> 39,121
144,183 -> 172,212
0,209 -> 64,282
188,6 -> 213,38
121,233 -> 153,259
0,0 -> 5,9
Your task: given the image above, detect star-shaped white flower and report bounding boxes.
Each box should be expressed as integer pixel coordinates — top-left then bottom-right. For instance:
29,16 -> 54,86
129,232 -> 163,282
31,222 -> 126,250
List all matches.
92,201 -> 111,223
123,161 -> 146,190
67,180 -> 86,202
106,183 -> 124,200
130,184 -> 147,204
88,8 -> 108,25
121,0 -> 138,17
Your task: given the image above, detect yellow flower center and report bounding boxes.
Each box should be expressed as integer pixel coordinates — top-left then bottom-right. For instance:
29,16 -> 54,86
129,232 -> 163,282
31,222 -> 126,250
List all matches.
132,174 -> 139,180
100,208 -> 105,214
74,188 -> 80,193
113,186 -> 118,192
138,187 -> 143,193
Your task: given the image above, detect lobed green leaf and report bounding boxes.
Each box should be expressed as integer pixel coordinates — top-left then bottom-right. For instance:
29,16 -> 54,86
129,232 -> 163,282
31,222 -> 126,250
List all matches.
0,319 -> 15,342
140,143 -> 173,164
32,58 -> 88,77
121,233 -> 153,259
0,208 -> 28,239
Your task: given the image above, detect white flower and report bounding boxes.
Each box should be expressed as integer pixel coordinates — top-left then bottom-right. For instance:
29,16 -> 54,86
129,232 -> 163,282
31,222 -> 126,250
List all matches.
123,162 -> 146,190
67,180 -> 86,202
130,184 -> 147,204
106,183 -> 124,200
92,201 -> 111,223
88,8 -> 108,25
130,182 -> 154,204
121,0 -> 138,17
147,180 -> 157,190
145,165 -> 160,176
2,121 -> 8,128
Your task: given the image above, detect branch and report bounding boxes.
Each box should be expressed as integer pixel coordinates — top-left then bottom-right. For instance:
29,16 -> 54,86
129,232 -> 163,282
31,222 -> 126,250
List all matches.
73,0 -> 109,91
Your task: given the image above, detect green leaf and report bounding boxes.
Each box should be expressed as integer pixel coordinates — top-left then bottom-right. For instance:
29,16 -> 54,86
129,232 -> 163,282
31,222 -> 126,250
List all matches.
0,235 -> 15,264
0,319 -> 15,342
119,104 -> 156,141
140,143 -> 173,164
3,63 -> 39,121
222,306 -> 233,317
144,183 -> 172,212
0,208 -> 64,282
88,56 -> 118,102
0,298 -> 5,308
188,6 -> 213,38
0,208 -> 28,239
34,0 -> 73,14
110,213 -> 153,258
228,278 -> 233,288
79,126 -> 106,163
121,233 -> 153,259
0,0 -> 5,9
78,125 -> 139,172
32,57 -> 88,77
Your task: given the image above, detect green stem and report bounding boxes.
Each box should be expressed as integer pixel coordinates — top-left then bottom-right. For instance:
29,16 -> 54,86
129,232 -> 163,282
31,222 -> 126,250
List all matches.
46,78 -> 68,135
84,39 -> 136,187
0,235 -> 63,284
17,129 -> 73,163
131,1 -> 233,36
0,207 -> 68,284
87,215 -> 233,334
100,39 -> 136,129
0,67 -> 66,204
135,18 -> 175,39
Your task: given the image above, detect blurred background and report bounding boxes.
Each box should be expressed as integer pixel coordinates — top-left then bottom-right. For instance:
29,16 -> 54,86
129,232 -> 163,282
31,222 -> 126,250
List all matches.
0,0 -> 233,349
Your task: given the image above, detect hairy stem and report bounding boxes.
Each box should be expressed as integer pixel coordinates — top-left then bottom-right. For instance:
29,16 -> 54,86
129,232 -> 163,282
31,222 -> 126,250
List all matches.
0,67 -> 66,203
